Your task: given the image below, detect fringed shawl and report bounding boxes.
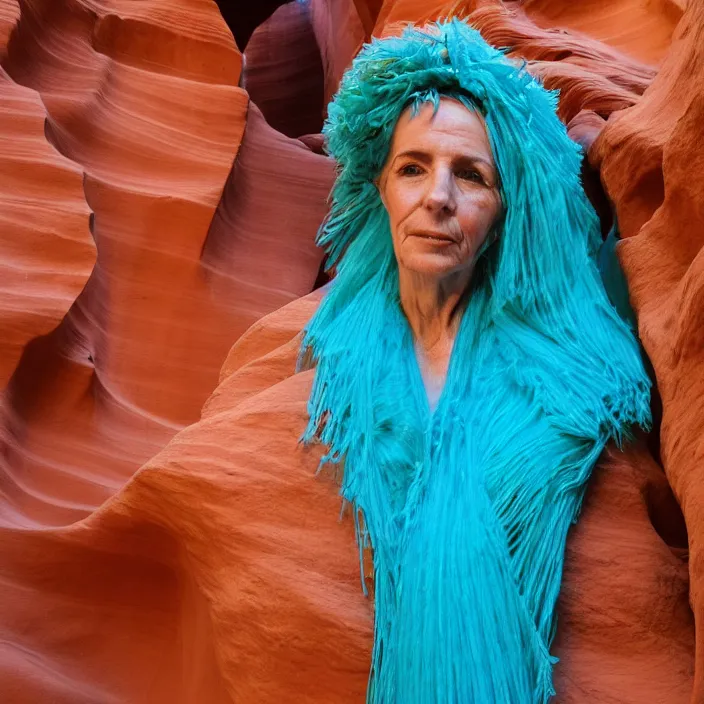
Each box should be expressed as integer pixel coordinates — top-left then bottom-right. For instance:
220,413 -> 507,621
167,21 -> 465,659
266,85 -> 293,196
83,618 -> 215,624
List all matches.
300,19 -> 651,703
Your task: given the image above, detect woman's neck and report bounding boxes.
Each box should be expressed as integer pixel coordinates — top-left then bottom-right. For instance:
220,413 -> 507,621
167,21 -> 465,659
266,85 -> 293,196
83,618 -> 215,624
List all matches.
399,267 -> 473,409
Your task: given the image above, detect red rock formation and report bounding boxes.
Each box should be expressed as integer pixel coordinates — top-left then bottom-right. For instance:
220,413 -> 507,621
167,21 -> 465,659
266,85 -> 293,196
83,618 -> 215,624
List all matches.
375,0 -> 681,65
244,1 -> 325,137
0,68 -> 94,388
594,0 -> 704,698
520,0 -> 681,65
378,1 -> 656,121
0,0 -> 701,702
200,103 -> 331,327
0,0 -> 18,60
310,0 -> 366,103
0,0 -> 329,527
0,0 -> 247,524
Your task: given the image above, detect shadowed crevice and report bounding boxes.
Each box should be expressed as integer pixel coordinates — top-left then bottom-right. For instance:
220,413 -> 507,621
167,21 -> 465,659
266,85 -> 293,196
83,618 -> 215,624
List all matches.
214,0 -> 289,51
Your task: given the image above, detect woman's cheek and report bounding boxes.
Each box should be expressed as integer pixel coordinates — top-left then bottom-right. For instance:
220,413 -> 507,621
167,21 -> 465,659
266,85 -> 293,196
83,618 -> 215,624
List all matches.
384,182 -> 412,222
459,194 -> 499,236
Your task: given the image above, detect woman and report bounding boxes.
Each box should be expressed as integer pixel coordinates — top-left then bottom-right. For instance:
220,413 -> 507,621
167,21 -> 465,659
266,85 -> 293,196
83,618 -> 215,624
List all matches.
300,19 -> 651,702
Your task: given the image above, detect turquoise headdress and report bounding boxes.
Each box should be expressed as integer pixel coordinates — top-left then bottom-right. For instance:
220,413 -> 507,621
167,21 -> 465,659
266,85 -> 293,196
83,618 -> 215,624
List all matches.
301,19 -> 650,703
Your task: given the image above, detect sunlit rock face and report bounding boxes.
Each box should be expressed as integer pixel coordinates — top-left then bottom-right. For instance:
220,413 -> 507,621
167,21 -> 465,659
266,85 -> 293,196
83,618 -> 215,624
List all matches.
0,1 -> 700,702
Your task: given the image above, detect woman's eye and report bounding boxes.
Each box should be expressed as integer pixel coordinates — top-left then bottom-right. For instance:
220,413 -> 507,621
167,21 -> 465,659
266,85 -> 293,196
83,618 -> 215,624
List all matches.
456,168 -> 484,183
399,164 -> 423,176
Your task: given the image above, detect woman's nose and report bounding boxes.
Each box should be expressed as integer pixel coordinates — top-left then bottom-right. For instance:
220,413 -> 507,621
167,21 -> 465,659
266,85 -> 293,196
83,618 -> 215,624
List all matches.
423,168 -> 456,214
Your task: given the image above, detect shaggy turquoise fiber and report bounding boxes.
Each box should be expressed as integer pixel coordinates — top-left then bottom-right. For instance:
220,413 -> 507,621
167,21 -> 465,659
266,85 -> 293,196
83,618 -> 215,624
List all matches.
300,19 -> 651,703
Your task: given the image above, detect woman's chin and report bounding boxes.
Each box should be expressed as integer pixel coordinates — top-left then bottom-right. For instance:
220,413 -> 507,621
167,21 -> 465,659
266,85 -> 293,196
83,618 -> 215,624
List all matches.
400,251 -> 470,277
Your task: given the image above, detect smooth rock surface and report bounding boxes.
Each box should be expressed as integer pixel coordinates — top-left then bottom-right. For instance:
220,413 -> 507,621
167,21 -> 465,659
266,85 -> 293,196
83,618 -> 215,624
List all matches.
244,1 -> 325,137
0,0 -> 701,702
594,0 -> 704,698
0,0 -> 328,527
0,67 -> 94,388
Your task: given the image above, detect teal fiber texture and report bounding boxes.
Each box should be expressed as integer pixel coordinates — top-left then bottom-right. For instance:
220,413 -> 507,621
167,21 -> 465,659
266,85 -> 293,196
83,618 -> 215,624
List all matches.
300,18 -> 651,704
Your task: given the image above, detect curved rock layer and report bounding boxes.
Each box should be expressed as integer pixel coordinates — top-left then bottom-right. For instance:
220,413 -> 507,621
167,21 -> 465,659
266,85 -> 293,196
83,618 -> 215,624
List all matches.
0,67 -> 94,389
0,0 -> 330,527
0,0 -> 247,525
243,1 -> 325,137
0,0 -> 18,60
375,0 -> 680,65
0,0 -> 702,702
594,0 -> 704,698
200,102 -> 331,327
520,0 -> 681,65
376,0 -> 659,123
310,0 -> 367,104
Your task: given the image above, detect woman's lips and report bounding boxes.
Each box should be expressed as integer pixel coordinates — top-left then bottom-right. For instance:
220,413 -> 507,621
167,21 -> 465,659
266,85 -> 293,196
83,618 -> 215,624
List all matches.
409,231 -> 456,244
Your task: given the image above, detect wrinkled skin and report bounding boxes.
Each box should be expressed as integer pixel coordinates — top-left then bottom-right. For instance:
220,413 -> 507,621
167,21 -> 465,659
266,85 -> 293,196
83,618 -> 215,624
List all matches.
378,98 -> 502,280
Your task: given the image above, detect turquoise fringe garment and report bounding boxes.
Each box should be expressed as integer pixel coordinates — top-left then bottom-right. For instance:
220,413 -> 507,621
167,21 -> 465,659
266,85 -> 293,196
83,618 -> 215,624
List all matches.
300,20 -> 651,703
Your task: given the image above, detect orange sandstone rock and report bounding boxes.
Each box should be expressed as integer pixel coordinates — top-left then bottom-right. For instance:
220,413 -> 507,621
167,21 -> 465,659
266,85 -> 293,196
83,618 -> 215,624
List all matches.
520,0 -> 681,65
0,0 -> 701,702
0,0 -> 328,526
0,292 -> 693,702
0,0 -> 18,60
244,1 -> 325,137
310,0 -> 367,103
0,68 -> 94,388
594,0 -> 704,698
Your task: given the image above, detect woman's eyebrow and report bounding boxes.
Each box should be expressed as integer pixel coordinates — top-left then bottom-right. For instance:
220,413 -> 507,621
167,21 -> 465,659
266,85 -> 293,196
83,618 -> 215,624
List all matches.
455,154 -> 496,173
393,149 -> 495,173
393,149 -> 432,163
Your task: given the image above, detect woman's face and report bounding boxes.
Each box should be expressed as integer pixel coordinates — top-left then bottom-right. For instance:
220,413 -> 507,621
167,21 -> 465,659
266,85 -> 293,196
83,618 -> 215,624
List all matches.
378,98 -> 501,278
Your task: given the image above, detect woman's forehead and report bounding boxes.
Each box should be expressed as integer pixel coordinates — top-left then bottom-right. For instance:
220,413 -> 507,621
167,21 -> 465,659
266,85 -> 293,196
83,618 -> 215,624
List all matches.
389,99 -> 494,161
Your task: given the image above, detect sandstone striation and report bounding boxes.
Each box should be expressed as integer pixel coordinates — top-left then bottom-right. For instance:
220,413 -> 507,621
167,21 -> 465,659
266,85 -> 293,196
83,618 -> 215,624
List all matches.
0,0 -> 701,702
0,0 -> 327,527
243,1 -> 325,137
594,1 -> 704,698
0,68 -> 94,389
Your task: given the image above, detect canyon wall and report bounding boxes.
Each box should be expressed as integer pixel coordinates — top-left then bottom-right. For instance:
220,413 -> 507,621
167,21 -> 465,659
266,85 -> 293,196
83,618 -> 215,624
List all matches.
0,0 -> 701,701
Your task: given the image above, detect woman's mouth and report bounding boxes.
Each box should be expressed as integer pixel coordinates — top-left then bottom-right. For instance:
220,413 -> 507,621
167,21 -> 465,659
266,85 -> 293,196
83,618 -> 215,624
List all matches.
410,232 -> 456,244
